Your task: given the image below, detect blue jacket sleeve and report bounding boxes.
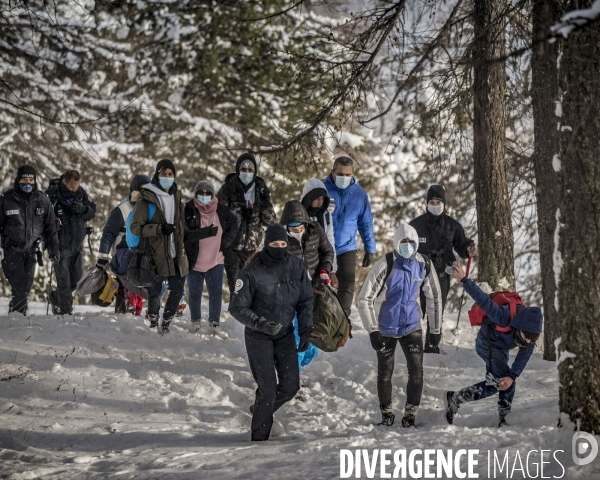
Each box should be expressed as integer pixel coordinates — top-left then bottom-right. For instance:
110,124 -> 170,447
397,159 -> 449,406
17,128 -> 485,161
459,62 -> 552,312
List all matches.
295,265 -> 314,334
510,343 -> 535,377
357,191 -> 376,254
228,267 -> 259,328
462,279 -> 511,328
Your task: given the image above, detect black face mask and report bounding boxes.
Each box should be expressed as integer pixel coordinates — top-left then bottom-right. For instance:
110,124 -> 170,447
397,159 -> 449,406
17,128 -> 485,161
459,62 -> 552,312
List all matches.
261,245 -> 288,266
59,181 -> 76,198
307,205 -> 322,216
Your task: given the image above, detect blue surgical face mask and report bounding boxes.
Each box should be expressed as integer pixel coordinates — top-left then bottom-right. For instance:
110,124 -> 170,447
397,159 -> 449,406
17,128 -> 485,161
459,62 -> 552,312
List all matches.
335,175 -> 352,189
159,177 -> 175,190
19,183 -> 34,193
398,243 -> 416,259
197,195 -> 212,204
239,172 -> 254,185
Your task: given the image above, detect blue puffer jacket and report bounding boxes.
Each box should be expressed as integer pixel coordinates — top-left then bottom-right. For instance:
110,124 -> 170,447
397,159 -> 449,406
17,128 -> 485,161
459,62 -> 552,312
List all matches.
463,279 -> 543,376
324,173 -> 376,256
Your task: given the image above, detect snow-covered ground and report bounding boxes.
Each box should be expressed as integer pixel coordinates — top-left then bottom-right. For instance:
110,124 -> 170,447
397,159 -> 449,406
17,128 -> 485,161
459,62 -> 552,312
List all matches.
0,298 -> 598,479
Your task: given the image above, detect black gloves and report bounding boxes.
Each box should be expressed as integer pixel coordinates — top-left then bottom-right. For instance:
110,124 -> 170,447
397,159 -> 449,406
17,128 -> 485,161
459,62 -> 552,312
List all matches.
96,258 -> 110,268
198,224 -> 219,239
369,331 -> 385,351
70,203 -> 87,215
297,331 -> 312,352
424,332 -> 442,354
362,252 -> 374,268
161,224 -> 175,236
241,207 -> 253,221
50,252 -> 60,265
254,317 -> 282,336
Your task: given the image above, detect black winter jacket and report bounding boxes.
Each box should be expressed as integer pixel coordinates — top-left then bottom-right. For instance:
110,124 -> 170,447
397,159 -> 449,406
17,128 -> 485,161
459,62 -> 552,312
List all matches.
229,253 -> 313,335
280,200 -> 334,280
0,188 -> 59,255
409,211 -> 473,276
46,179 -> 96,257
216,155 -> 275,252
183,199 -> 241,270
98,199 -> 133,258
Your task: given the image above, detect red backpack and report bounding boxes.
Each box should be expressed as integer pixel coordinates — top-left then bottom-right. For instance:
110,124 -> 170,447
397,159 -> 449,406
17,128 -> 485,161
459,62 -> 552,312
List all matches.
468,292 -> 525,332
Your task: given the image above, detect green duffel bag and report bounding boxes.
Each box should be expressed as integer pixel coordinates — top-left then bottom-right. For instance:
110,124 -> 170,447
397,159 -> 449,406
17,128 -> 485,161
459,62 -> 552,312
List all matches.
310,285 -> 352,352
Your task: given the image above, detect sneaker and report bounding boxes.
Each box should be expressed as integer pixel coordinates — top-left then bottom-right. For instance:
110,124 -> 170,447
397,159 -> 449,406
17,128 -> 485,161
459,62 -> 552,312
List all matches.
444,391 -> 459,425
189,322 -> 202,333
208,324 -> 228,340
176,303 -> 187,317
148,314 -> 159,329
377,411 -> 395,427
160,319 -> 172,335
402,403 -> 418,428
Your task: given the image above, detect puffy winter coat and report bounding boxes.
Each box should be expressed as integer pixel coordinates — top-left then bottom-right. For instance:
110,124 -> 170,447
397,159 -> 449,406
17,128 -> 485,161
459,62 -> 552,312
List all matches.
229,252 -> 313,335
301,178 -> 337,272
279,200 -> 334,281
46,179 -> 96,257
216,154 -> 276,252
463,279 -> 543,377
0,187 -> 59,255
409,211 -> 473,276
183,199 -> 241,269
357,224 -> 442,337
129,183 -> 189,278
323,173 -> 376,256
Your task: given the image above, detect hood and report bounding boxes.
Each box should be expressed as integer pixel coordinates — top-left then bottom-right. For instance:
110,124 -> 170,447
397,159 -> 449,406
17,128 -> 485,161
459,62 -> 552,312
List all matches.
235,153 -> 257,174
280,200 -> 310,226
511,307 -> 543,334
301,178 -> 330,213
130,174 -> 151,193
393,223 -> 419,256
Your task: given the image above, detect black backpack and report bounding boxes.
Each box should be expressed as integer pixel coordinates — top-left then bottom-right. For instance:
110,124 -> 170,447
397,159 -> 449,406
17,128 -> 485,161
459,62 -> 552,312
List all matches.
127,238 -> 157,288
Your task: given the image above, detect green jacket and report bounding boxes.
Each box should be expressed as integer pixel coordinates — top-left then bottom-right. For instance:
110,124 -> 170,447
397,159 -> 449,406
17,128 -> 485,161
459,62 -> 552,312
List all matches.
130,188 -> 189,278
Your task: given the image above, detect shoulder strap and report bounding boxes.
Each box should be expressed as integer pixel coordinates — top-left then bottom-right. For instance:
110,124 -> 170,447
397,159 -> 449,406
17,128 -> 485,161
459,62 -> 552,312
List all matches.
422,254 -> 431,278
377,252 -> 395,297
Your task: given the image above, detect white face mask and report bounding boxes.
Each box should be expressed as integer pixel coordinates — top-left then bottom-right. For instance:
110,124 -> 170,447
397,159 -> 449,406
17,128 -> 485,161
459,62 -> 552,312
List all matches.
288,230 -> 305,243
428,204 -> 444,216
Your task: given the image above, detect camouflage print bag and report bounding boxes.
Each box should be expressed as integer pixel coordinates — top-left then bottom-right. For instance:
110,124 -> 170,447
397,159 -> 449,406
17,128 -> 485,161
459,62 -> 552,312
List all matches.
310,285 -> 352,352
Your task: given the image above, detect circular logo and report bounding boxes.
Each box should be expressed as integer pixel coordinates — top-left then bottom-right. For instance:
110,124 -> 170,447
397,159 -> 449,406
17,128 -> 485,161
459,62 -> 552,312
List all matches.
234,279 -> 244,293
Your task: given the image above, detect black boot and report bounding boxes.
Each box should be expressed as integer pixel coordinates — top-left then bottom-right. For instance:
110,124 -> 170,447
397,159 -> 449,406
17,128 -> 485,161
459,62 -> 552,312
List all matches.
377,407 -> 395,427
148,314 -> 159,329
444,391 -> 459,425
401,403 -> 418,428
160,318 -> 172,335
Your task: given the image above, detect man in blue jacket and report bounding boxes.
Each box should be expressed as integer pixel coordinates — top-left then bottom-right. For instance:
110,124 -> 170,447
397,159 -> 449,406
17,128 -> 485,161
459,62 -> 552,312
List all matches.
444,263 -> 543,428
324,156 -> 376,316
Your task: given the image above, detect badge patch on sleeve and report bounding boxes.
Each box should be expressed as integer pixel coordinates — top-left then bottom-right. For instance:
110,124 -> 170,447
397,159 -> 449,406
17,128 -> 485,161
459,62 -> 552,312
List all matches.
419,237 -> 427,243
234,279 -> 244,293
6,210 -> 19,215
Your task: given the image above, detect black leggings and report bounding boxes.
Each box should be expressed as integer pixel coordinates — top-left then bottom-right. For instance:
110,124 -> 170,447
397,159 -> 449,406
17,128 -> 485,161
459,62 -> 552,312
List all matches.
376,329 -> 424,411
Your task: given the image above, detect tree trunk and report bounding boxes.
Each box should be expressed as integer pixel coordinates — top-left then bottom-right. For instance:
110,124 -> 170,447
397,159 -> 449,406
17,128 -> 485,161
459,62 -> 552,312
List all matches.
557,0 -> 600,433
472,0 -> 514,291
531,0 -> 562,361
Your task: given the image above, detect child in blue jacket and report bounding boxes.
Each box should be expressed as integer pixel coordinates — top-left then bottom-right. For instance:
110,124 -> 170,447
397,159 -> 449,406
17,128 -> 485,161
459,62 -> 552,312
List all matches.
444,263 -> 543,427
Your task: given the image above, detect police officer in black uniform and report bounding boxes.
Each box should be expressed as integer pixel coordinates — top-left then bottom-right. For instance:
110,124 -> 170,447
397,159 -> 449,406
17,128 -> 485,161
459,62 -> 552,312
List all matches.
409,185 -> 476,353
0,166 -> 60,314
46,170 -> 96,315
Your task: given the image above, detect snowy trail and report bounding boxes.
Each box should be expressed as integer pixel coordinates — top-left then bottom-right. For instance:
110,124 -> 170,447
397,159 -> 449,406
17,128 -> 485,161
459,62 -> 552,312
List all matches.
0,299 -> 597,479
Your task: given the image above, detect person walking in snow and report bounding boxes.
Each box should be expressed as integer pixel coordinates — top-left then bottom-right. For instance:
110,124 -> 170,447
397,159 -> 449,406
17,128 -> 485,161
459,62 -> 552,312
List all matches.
324,156 -> 376,316
229,224 -> 313,442
409,185 -> 476,353
217,153 -> 276,297
301,178 -> 337,286
357,223 -> 442,428
184,180 -> 240,339
130,159 -> 189,334
46,169 -> 96,315
0,166 -> 60,314
444,263 -> 543,428
98,174 -> 151,313
280,199 -> 334,370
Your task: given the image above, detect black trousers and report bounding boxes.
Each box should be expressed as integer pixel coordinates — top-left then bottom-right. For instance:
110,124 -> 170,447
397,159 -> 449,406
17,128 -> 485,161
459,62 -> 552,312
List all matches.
114,277 -> 127,314
2,248 -> 36,314
376,329 -> 424,411
245,327 -> 300,441
52,250 -> 83,314
420,273 -> 450,345
147,263 -> 186,320
225,250 -> 253,296
336,250 -> 357,316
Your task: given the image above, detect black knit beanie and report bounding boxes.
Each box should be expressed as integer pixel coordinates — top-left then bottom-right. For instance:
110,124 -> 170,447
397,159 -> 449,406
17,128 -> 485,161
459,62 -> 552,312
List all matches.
155,159 -> 176,178
16,165 -> 36,184
427,185 -> 446,204
264,224 -> 288,246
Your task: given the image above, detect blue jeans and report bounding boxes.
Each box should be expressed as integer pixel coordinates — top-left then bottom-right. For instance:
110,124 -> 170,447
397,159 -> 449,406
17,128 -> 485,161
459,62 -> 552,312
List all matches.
187,264 -> 224,325
455,336 -> 516,419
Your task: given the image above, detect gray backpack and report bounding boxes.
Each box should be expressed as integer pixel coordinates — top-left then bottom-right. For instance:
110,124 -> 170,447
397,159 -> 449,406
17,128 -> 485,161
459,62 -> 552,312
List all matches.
76,266 -> 107,295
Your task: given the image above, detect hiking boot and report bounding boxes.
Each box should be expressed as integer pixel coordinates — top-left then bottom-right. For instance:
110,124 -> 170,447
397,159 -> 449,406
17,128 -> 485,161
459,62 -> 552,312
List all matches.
189,322 -> 202,333
148,314 -> 159,329
498,417 -> 508,428
208,324 -> 228,339
160,319 -> 172,335
444,391 -> 459,425
176,303 -> 187,317
402,403 -> 418,428
377,410 -> 395,427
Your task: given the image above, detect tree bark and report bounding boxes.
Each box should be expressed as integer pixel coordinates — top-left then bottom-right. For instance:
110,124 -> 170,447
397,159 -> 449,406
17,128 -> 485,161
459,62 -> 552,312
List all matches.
557,0 -> 600,433
472,0 -> 514,291
531,0 -> 562,361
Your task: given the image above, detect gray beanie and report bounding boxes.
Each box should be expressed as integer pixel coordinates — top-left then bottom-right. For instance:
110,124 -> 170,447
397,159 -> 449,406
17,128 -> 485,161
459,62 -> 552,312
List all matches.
194,180 -> 215,195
